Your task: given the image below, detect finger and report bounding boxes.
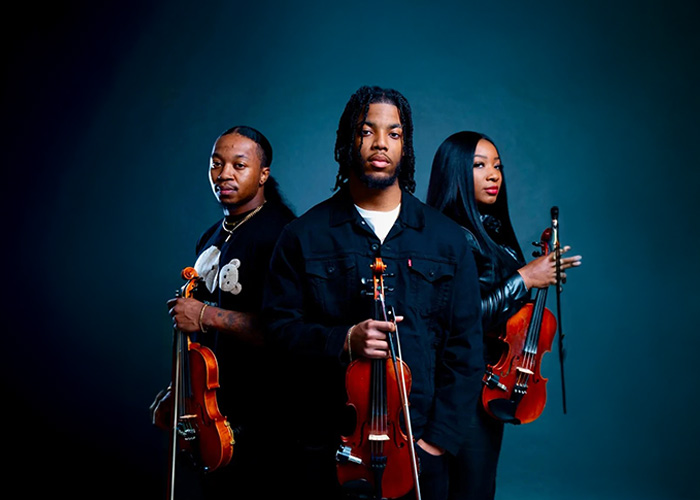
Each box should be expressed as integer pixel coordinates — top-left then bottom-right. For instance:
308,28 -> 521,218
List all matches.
371,320 -> 396,333
368,330 -> 388,341
368,339 -> 389,350
366,349 -> 389,359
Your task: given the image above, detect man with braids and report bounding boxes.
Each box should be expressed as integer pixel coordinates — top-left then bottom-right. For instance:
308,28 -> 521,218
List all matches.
150,125 -> 295,499
263,86 -> 484,500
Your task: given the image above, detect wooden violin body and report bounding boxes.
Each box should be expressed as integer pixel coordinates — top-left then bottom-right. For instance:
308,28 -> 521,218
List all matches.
166,267 -> 234,499
481,229 -> 557,425
481,301 -> 556,424
175,337 -> 234,471
336,258 -> 420,500
337,356 -> 415,499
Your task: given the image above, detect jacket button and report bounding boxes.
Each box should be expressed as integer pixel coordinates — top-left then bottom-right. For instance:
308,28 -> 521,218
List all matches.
371,243 -> 379,252
327,265 -> 336,273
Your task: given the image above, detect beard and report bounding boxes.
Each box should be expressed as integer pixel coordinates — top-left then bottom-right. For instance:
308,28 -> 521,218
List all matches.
351,157 -> 402,190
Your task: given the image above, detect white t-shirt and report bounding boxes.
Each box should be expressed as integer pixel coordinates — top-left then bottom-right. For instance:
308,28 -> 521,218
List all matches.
355,204 -> 401,243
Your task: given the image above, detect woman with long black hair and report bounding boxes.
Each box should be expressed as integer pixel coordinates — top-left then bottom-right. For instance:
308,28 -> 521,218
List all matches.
426,131 -> 581,499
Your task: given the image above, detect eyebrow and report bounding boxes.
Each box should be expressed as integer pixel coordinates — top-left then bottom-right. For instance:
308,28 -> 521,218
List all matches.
212,152 -> 249,159
360,120 -> 403,129
474,154 -> 500,160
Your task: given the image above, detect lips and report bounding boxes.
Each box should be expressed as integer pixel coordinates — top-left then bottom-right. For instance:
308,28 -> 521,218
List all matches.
218,184 -> 237,195
368,154 -> 391,168
485,187 -> 499,195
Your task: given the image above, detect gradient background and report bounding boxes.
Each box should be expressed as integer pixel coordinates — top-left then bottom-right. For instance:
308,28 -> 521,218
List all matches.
4,1 -> 698,498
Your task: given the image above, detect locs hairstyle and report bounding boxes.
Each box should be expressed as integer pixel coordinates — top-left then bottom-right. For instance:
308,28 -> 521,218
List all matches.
426,131 -> 524,270
218,125 -> 293,212
333,86 -> 416,193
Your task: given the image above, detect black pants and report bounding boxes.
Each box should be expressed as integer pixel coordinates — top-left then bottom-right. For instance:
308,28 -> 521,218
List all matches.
447,403 -> 504,500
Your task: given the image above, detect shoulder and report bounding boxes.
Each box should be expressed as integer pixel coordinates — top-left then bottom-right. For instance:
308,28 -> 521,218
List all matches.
261,201 -> 296,228
247,202 -> 296,245
282,193 -> 341,233
461,227 -> 482,253
409,195 -> 469,242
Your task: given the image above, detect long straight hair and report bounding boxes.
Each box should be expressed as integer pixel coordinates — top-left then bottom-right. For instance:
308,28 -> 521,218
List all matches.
426,131 -> 524,272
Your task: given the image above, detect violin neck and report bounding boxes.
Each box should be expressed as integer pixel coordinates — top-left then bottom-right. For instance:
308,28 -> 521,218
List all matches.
371,358 -> 389,430
526,287 -> 549,352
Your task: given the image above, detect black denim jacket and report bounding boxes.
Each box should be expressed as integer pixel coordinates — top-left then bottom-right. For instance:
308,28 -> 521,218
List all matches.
262,188 -> 483,455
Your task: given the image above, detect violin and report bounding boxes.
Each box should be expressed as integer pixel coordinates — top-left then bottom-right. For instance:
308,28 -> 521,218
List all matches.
481,227 -> 558,425
167,267 -> 234,498
336,258 -> 421,500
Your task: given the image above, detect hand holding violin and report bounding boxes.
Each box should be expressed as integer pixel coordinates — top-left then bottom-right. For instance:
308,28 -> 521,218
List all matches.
167,296 -> 206,333
517,245 -> 582,290
343,316 -> 444,459
345,317 -> 403,359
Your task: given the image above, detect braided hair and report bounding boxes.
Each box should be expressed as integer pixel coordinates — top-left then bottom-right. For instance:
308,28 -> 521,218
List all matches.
333,86 -> 416,193
218,125 -> 295,216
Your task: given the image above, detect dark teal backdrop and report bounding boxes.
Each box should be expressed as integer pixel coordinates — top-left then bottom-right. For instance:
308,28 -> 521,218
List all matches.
4,1 -> 698,498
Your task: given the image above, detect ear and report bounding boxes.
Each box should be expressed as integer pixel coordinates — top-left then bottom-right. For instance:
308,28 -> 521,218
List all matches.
259,167 -> 270,186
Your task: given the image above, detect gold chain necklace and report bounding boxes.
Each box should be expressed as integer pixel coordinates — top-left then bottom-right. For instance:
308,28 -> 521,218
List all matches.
221,202 -> 266,242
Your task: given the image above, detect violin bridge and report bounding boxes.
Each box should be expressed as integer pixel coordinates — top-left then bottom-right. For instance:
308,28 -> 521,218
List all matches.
516,367 -> 534,375
368,433 -> 390,441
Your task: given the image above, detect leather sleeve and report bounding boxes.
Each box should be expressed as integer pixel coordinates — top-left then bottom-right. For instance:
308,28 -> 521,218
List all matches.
480,272 -> 529,329
463,228 -> 530,330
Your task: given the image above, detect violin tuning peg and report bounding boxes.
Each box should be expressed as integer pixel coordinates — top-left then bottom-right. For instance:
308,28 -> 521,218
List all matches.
531,241 -> 541,246
532,251 -> 542,257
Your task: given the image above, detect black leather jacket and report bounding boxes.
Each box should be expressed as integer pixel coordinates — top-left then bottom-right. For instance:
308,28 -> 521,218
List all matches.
463,228 -> 529,362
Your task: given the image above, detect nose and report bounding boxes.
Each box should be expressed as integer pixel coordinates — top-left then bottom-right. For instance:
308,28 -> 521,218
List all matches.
372,132 -> 388,150
217,163 -> 235,181
485,166 -> 501,182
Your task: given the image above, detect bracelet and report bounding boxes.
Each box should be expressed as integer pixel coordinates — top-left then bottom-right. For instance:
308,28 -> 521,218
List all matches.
346,324 -> 355,361
198,303 -> 209,333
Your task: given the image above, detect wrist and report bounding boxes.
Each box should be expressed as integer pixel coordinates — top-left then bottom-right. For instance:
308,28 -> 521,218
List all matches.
516,269 -> 532,290
198,303 -> 209,333
346,324 -> 355,360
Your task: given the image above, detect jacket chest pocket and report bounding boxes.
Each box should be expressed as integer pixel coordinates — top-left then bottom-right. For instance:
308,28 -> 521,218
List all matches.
305,257 -> 358,320
407,258 -> 456,317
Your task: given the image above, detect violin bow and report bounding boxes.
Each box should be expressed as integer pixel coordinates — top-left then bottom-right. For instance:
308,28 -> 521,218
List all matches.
168,286 -> 185,500
551,206 -> 567,414
386,305 -> 422,500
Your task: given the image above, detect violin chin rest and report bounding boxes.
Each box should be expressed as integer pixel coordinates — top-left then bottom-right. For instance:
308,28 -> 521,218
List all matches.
340,479 -> 375,499
488,398 -> 522,425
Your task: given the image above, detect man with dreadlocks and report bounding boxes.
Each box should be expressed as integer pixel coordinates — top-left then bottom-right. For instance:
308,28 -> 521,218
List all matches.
263,86 -> 484,500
